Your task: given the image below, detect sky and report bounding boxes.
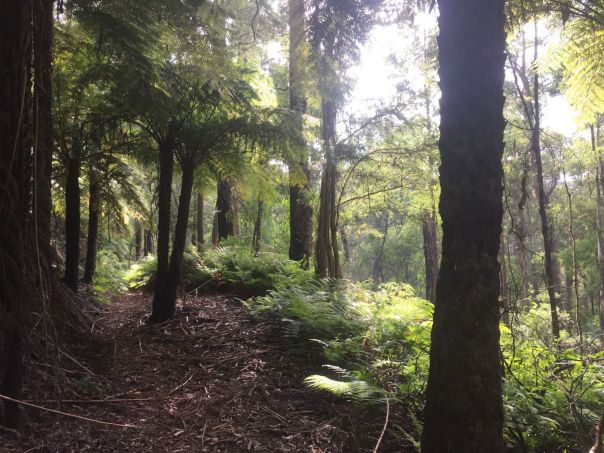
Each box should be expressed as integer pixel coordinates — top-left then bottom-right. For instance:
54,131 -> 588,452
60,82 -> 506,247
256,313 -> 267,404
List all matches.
347,12 -> 581,137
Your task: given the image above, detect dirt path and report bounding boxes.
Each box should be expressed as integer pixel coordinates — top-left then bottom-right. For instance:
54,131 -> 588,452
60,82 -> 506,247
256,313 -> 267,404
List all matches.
0,294 -> 393,452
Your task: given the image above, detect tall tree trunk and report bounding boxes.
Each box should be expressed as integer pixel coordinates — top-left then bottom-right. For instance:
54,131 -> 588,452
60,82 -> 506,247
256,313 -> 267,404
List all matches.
500,238 -> 510,325
83,167 -> 100,284
593,125 -> 604,342
64,157 -> 81,291
0,0 -> 32,428
143,229 -> 153,256
151,141 -> 174,322
372,213 -> 389,291
196,191 -> 204,249
422,209 -> 439,303
154,162 -> 195,320
421,0 -> 506,450
216,178 -> 235,241
563,169 -> 582,343
33,0 -> 54,261
315,98 -> 340,278
288,0 -> 313,265
515,157 -> 531,304
532,46 -> 561,338
134,220 -> 142,260
340,227 -> 351,262
252,198 -> 263,255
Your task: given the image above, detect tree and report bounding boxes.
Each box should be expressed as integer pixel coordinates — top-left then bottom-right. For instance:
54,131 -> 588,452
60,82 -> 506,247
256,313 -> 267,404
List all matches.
421,0 -> 507,450
288,0 -> 313,265
0,0 -> 33,428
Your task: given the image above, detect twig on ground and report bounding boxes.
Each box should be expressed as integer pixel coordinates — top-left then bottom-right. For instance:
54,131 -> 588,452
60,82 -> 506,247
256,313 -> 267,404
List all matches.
373,393 -> 390,453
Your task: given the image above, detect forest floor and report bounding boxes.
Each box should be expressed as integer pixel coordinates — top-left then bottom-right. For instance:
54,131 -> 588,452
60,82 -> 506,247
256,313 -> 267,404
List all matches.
0,293 -> 402,452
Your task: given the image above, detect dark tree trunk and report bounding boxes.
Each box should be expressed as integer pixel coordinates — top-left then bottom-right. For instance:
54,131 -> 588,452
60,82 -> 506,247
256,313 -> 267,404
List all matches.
83,168 -> 100,284
372,213 -> 389,291
593,125 -> 604,342
252,198 -> 263,255
33,0 -> 54,261
134,220 -> 142,260
143,229 -> 153,256
500,238 -> 510,325
315,98 -> 340,279
0,0 -> 32,428
154,162 -> 195,321
64,157 -> 81,291
196,192 -> 204,248
151,142 -> 174,322
422,209 -> 439,303
216,178 -> 235,241
532,66 -> 561,339
421,0 -> 506,451
515,163 -> 531,304
288,0 -> 313,264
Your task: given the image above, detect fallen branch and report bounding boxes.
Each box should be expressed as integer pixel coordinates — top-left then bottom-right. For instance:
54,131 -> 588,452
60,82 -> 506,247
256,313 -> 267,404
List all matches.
0,394 -> 138,428
373,393 -> 390,453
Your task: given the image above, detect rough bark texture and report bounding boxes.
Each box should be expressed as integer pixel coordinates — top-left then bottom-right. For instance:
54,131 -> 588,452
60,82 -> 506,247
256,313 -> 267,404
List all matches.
33,0 -> 54,261
154,162 -> 195,320
532,66 -> 561,338
593,126 -> 604,341
315,98 -> 340,279
64,157 -> 81,291
252,199 -> 264,255
216,178 -> 235,241
288,0 -> 313,264
422,209 -> 439,303
83,168 -> 100,284
421,0 -> 506,451
151,142 -> 174,322
0,0 -> 32,427
134,220 -> 142,261
143,229 -> 153,256
196,192 -> 204,248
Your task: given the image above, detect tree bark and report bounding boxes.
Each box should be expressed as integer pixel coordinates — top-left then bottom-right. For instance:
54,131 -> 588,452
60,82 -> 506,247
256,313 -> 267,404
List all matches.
64,157 -> 81,291
134,220 -> 142,260
143,229 -> 153,256
372,213 -> 388,291
422,209 -> 439,303
151,141 -> 174,322
252,198 -> 263,255
593,125 -> 604,342
0,0 -> 32,428
288,0 -> 313,265
196,191 -> 204,248
83,167 -> 100,284
154,162 -> 195,321
315,98 -> 340,279
532,49 -> 561,339
421,0 -> 506,450
340,226 -> 351,263
216,178 -> 235,241
33,0 -> 54,261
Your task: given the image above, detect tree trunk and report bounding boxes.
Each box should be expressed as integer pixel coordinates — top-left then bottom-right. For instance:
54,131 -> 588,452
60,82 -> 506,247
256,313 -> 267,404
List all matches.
216,178 -> 235,241
134,220 -> 142,260
421,0 -> 506,450
143,229 -> 153,256
252,198 -> 263,255
593,125 -> 604,342
315,98 -> 340,279
288,0 -> 313,265
196,192 -> 204,248
372,213 -> 389,291
0,0 -> 32,428
500,238 -> 510,325
151,141 -> 174,322
83,167 -> 100,284
64,157 -> 81,291
515,159 -> 531,305
33,0 -> 54,261
422,209 -> 439,303
340,227 -> 351,262
154,162 -> 195,321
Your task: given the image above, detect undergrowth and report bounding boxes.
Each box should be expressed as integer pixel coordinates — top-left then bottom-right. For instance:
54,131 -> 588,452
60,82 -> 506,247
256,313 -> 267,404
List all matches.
114,247 -> 604,451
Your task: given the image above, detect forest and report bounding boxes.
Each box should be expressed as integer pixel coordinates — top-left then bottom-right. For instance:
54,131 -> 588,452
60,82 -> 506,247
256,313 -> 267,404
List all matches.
3,0 -> 604,451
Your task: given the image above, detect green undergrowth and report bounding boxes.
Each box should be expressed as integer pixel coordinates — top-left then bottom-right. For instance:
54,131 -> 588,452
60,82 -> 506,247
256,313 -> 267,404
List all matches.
116,247 -> 604,451
124,246 -> 313,296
